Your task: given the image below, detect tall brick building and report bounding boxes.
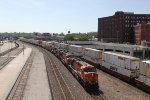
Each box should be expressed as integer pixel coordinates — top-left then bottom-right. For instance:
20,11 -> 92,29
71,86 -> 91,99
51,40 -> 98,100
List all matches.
98,11 -> 150,43
134,23 -> 150,45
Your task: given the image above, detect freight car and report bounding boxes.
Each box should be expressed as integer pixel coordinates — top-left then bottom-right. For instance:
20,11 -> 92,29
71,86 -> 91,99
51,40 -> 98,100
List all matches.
102,52 -> 140,82
81,48 -> 102,68
69,45 -> 83,57
135,60 -> 150,93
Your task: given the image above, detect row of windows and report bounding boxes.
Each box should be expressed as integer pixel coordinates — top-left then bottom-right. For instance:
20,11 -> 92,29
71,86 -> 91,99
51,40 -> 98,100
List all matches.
125,24 -> 134,27
99,16 -> 150,22
125,20 -> 148,23
125,33 -> 129,35
125,37 -> 129,39
125,16 -> 150,19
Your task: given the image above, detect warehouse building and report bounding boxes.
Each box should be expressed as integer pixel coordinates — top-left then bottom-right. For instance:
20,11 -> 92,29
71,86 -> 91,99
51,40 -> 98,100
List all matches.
36,33 -> 52,41
134,23 -> 150,45
98,11 -> 150,43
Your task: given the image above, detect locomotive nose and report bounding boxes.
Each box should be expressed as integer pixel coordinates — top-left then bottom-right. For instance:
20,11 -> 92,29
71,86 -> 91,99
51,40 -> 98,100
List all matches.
88,73 -> 98,84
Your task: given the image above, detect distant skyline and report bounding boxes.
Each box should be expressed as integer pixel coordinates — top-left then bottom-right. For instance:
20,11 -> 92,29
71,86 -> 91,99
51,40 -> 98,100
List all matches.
0,0 -> 150,33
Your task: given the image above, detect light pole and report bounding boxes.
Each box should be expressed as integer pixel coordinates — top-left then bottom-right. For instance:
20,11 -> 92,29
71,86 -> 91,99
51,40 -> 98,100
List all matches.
23,42 -> 25,55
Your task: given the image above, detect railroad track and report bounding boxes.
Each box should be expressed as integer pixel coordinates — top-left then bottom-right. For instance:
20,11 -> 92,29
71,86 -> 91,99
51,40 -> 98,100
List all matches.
40,47 -> 75,100
0,48 -> 24,70
90,90 -> 106,100
7,51 -> 35,100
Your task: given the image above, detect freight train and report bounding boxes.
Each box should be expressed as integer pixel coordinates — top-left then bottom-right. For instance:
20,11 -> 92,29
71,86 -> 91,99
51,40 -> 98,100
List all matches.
20,38 -> 150,94
21,39 -> 99,90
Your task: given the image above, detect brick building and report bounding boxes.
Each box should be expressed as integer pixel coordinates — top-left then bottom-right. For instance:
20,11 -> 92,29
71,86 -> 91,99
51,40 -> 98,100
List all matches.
134,23 -> 150,45
98,11 -> 150,43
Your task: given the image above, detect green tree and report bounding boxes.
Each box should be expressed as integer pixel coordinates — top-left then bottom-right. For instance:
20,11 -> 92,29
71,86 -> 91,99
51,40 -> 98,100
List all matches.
59,32 -> 65,36
87,32 -> 98,38
77,34 -> 88,41
65,34 -> 74,40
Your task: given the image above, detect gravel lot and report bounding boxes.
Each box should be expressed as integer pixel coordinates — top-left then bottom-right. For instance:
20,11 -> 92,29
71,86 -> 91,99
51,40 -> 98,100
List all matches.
97,69 -> 150,100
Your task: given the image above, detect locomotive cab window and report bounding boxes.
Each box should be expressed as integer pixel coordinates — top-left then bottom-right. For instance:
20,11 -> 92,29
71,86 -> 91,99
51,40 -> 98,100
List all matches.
84,67 -> 96,72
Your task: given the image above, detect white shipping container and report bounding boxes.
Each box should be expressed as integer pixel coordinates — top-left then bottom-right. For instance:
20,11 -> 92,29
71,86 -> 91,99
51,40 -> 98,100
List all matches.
84,48 -> 102,58
42,41 -> 47,47
53,42 -> 60,48
102,60 -> 110,69
140,60 -> 150,77
103,52 -> 140,70
117,57 -> 124,68
60,43 -> 64,49
83,55 -> 102,64
102,52 -> 140,78
69,45 -> 83,53
47,41 -> 53,47
131,60 -> 140,70
125,59 -> 131,69
60,43 -> 69,50
102,59 -> 139,78
140,62 -> 146,76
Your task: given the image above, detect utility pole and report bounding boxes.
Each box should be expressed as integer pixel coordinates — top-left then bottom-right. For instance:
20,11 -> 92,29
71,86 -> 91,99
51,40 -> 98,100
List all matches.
23,43 -> 25,55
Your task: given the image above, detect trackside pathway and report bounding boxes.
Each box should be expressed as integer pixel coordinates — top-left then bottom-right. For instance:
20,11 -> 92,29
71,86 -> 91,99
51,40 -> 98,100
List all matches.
22,49 -> 52,100
0,48 -> 32,100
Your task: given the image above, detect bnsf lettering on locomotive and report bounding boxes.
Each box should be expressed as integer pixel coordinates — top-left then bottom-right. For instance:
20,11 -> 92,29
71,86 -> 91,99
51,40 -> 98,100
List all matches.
110,66 -> 117,71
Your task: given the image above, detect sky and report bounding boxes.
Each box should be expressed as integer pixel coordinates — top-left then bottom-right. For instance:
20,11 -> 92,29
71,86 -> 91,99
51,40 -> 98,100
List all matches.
0,0 -> 150,33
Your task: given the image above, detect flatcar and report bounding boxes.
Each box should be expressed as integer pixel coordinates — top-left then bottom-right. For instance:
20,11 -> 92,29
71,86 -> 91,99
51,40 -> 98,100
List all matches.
102,52 -> 140,82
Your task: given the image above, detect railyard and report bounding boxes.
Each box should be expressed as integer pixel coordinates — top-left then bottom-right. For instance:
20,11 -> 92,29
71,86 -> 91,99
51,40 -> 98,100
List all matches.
1,1 -> 150,100
0,40 -> 150,100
